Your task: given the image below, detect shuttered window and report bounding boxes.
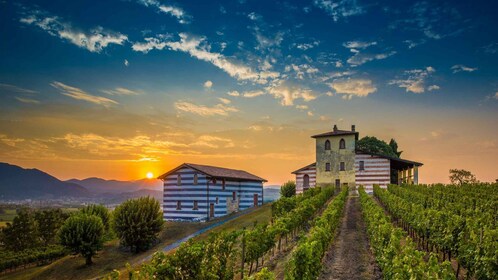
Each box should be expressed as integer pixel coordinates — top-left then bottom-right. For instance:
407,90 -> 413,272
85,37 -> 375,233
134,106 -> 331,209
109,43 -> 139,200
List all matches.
325,163 -> 331,171
340,162 -> 345,171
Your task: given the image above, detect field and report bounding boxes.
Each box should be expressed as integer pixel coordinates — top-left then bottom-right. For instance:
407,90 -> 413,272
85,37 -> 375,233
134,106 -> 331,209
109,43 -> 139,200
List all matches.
0,204 -> 271,280
0,209 -> 16,228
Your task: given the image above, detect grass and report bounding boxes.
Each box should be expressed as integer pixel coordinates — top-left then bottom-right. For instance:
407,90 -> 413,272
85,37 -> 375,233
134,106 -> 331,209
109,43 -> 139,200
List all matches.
0,204 -> 271,280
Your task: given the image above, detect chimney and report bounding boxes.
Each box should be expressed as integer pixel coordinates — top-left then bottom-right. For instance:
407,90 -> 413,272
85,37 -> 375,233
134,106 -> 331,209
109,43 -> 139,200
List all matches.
351,125 -> 355,132
333,124 -> 338,132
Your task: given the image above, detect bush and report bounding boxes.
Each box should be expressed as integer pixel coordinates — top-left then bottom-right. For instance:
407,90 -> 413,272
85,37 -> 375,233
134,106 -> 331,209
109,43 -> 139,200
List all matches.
280,181 -> 296,198
113,196 -> 163,253
81,204 -> 111,233
59,214 -> 105,265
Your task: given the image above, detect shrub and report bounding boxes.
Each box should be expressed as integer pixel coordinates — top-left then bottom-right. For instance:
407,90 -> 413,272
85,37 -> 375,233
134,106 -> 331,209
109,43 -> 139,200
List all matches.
113,196 -> 163,253
81,204 -> 111,233
280,181 -> 296,198
59,214 -> 105,265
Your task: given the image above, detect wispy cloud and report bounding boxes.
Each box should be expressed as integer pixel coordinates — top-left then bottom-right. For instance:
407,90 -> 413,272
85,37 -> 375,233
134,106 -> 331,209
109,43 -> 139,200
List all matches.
343,40 -> 396,66
174,100 -> 239,116
136,0 -> 191,24
328,78 -> 376,99
124,59 -> 129,67
266,82 -> 316,106
51,81 -> 118,106
0,83 -> 38,94
343,41 -> 377,49
101,87 -> 143,95
132,33 -> 279,84
313,0 -> 364,21
15,97 -> 40,104
451,65 -> 478,73
389,67 -> 439,94
20,10 -> 127,53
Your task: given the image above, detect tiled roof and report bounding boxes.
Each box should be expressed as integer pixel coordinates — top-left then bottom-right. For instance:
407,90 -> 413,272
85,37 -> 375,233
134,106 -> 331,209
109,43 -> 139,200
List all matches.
158,163 -> 267,182
311,129 -> 358,138
291,162 -> 316,174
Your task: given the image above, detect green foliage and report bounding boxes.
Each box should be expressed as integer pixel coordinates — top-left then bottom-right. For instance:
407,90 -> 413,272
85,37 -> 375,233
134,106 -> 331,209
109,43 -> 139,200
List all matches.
0,245 -> 66,273
356,136 -> 399,158
0,208 -> 38,250
59,213 -> 105,265
388,138 -> 402,157
247,267 -> 276,280
81,204 -> 111,231
113,196 -> 163,253
285,188 -> 348,280
34,208 -> 68,244
449,169 -> 478,185
360,187 -> 455,279
280,181 -> 296,198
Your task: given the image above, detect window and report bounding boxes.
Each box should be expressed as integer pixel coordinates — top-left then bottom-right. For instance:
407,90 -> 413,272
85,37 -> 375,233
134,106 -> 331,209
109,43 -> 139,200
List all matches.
193,200 -> 198,210
340,162 -> 345,171
216,197 -> 219,204
325,162 -> 331,171
222,179 -> 226,190
193,174 -> 198,185
339,139 -> 346,149
359,161 -> 365,171
325,140 -> 331,150
176,201 -> 182,210
232,191 -> 236,201
177,174 -> 181,186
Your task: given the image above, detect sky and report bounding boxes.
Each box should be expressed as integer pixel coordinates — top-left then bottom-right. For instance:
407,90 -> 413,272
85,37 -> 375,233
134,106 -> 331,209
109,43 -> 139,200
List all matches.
0,0 -> 497,185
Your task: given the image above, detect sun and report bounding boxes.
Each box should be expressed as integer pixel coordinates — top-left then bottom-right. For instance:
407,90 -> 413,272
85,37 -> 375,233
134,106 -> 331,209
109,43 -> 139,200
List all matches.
146,172 -> 154,179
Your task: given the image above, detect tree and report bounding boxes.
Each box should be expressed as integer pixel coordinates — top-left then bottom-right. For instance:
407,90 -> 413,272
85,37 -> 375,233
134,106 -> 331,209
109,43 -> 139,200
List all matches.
0,208 -> 38,250
280,181 -> 296,198
389,138 -> 403,157
59,214 -> 105,265
113,196 -> 163,253
449,169 -> 478,185
81,204 -> 111,233
356,136 -> 399,158
34,209 -> 68,244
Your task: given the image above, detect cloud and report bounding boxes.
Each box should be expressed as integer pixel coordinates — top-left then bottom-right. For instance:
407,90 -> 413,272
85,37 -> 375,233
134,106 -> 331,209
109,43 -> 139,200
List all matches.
174,100 -> 239,116
389,67 -> 438,94
218,97 -> 231,104
242,90 -> 265,98
328,78 -> 376,98
132,33 -> 279,84
51,81 -> 118,106
0,83 -> 38,94
347,51 -> 396,66
295,41 -> 320,50
20,11 -> 127,53
101,87 -> 143,95
203,80 -> 213,89
124,59 -> 129,67
451,65 -> 477,73
227,91 -> 240,97
136,0 -> 191,24
313,0 -> 364,21
494,92 -> 498,100
343,41 -> 377,49
266,82 -> 316,106
285,64 -> 319,80
15,97 -> 40,104
482,42 -> 498,54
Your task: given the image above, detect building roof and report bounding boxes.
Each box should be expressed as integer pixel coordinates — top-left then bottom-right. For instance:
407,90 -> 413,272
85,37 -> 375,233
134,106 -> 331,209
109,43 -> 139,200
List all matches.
311,130 -> 359,138
157,163 -> 267,182
291,162 -> 316,174
355,150 -> 423,169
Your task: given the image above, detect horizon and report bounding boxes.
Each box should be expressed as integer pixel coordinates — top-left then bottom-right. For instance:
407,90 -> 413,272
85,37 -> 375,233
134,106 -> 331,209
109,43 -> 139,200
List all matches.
1,0 -> 497,186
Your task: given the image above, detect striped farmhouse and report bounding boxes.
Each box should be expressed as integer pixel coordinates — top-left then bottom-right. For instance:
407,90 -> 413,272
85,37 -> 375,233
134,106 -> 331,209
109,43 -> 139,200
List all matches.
293,125 -> 423,193
158,163 -> 266,221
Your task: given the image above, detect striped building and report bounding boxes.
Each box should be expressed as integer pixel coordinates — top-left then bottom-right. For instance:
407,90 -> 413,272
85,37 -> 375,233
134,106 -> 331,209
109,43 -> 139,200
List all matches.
293,125 -> 422,193
158,163 -> 266,221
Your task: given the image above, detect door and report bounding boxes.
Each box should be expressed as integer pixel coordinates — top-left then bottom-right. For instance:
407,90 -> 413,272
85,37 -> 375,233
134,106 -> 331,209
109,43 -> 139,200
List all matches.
210,203 -> 215,218
303,174 -> 310,190
253,194 -> 258,206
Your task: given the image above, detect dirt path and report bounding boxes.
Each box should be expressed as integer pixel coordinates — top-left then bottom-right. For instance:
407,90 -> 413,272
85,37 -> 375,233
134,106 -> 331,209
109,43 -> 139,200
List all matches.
319,196 -> 382,280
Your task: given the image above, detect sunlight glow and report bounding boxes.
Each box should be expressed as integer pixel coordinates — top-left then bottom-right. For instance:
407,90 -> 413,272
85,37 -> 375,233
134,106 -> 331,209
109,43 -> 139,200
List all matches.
146,172 -> 154,179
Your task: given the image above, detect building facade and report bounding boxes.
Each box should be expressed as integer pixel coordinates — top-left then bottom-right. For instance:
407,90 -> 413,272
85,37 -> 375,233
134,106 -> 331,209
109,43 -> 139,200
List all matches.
293,125 -> 422,193
158,163 -> 265,221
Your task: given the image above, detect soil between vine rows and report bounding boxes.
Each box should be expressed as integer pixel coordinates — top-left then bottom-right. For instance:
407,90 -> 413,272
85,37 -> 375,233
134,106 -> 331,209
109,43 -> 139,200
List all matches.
319,196 -> 382,280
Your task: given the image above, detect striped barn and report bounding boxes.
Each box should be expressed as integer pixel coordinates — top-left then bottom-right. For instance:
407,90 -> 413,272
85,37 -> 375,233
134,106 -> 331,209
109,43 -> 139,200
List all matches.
292,125 -> 423,193
158,163 -> 266,221
292,163 -> 316,194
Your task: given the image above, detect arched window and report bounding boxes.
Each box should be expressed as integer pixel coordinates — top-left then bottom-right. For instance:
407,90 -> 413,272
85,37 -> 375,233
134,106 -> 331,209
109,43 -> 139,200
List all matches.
177,174 -> 181,186
303,174 -> 310,189
193,174 -> 198,185
339,139 -> 346,149
325,140 -> 331,150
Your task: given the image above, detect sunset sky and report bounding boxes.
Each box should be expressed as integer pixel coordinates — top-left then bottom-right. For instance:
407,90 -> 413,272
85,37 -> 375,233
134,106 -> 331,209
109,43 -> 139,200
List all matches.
0,0 -> 497,185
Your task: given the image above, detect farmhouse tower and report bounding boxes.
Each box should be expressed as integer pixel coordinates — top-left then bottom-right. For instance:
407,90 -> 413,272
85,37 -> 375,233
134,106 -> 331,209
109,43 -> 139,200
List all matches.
313,124 -> 358,188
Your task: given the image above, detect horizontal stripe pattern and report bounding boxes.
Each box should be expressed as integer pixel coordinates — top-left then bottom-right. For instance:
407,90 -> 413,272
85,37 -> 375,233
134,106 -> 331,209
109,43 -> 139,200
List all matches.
355,154 -> 390,191
162,167 -> 263,221
294,166 -> 316,194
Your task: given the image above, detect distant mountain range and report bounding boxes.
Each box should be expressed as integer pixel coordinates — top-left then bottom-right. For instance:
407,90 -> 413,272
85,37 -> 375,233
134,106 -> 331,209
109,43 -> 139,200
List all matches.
0,162 -> 281,203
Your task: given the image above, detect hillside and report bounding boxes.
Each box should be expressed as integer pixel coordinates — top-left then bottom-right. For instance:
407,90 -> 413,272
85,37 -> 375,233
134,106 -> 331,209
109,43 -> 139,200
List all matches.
0,162 -> 90,199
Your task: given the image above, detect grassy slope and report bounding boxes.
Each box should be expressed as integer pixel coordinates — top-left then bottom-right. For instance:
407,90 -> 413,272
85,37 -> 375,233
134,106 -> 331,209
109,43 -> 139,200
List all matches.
0,204 -> 271,280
